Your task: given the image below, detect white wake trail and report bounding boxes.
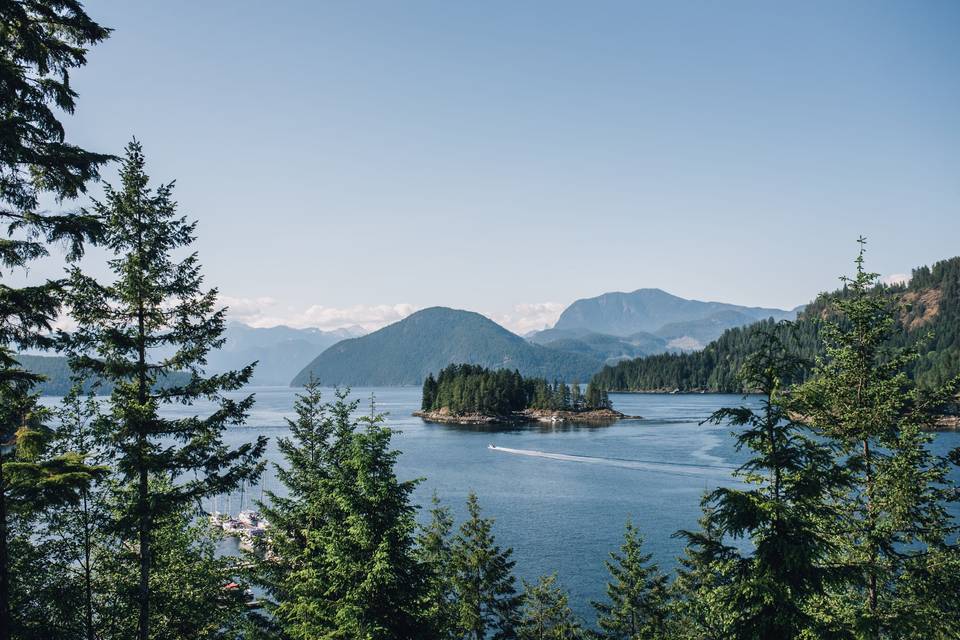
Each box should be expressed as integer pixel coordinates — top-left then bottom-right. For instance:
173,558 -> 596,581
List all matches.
487,445 -> 737,479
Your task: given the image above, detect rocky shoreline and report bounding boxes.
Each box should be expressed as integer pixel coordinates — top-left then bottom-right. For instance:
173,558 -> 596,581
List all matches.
412,407 -> 641,426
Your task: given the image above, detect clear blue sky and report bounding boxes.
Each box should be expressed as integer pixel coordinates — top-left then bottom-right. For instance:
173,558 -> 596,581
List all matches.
45,1 -> 960,332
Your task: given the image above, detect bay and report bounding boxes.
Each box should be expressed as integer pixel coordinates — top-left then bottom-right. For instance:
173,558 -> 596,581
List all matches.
41,386 -> 960,621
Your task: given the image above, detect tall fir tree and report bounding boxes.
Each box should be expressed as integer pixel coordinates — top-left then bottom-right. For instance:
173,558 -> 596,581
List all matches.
518,574 -> 582,640
452,492 -> 522,640
62,141 -> 266,640
795,239 -> 960,638
247,377 -> 334,638
0,3 -> 110,637
416,493 -> 459,639
692,327 -> 847,639
592,521 -> 668,640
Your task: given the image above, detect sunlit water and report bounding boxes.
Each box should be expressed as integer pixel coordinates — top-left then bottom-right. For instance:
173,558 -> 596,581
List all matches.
41,386 -> 960,621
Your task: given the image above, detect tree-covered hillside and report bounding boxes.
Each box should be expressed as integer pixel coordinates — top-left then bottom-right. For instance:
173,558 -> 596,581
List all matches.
292,307 -> 603,387
591,256 -> 960,393
534,329 -> 670,363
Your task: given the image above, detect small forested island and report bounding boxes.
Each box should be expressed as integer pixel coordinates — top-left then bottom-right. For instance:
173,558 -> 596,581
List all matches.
414,363 -> 637,425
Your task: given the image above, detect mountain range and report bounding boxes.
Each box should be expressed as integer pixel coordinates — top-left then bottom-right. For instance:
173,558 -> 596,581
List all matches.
20,322 -> 366,395
206,322 -> 366,385
550,288 -> 799,348
23,289 -> 800,392
291,290 -> 797,387
292,307 -> 602,387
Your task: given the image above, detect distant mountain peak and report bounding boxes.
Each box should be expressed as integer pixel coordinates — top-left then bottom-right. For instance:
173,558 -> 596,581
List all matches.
553,289 -> 796,340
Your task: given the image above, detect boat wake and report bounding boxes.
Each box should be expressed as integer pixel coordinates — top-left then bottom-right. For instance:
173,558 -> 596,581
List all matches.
487,445 -> 738,479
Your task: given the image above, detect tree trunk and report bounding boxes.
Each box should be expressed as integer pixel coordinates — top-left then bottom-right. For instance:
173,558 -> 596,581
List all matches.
82,490 -> 94,640
137,464 -> 150,640
863,438 -> 877,629
0,459 -> 10,640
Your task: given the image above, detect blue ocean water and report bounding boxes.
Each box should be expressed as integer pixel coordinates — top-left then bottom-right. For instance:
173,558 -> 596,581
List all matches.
43,386 -> 960,621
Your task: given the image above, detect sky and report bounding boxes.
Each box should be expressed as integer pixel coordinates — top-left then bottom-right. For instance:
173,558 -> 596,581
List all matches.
30,1 -> 960,333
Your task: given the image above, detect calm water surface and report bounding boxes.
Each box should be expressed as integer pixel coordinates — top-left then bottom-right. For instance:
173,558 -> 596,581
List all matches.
42,386 -> 960,620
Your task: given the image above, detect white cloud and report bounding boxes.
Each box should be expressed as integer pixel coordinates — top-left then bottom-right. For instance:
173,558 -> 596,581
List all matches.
292,303 -> 420,332
219,295 -> 419,332
218,295 -> 278,324
881,273 -> 910,286
487,302 -> 565,335
220,295 -> 568,336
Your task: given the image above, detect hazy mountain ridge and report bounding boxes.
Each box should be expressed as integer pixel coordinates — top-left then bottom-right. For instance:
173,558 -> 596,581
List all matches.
17,354 -> 192,396
553,288 -> 797,342
206,322 -> 366,385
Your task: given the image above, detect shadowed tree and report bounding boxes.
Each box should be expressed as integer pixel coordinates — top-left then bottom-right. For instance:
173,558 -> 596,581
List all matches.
416,493 -> 459,639
0,2 -> 111,637
690,326 -> 847,639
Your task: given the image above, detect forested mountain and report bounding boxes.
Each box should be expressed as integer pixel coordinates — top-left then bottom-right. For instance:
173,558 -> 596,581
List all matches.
15,354 -> 83,395
206,322 -> 365,385
529,328 -> 670,363
592,256 -> 960,393
553,287 -> 797,339
291,307 -> 603,386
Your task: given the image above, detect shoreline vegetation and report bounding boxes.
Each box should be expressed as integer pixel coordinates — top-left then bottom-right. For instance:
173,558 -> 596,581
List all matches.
413,406 -> 638,425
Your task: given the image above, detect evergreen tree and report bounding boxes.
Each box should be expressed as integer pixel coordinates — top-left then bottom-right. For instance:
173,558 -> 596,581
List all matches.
584,382 -> 608,410
570,381 -> 582,410
91,482 -> 250,640
416,493 -> 459,639
452,492 -> 522,640
259,384 -> 431,639
518,574 -> 582,640
310,399 -> 427,638
42,386 -> 108,640
423,374 -> 439,411
2,384 -> 104,639
62,141 -> 266,640
669,505 -> 737,640
795,240 -> 960,638
246,378 -> 335,638
592,521 -> 668,640
693,327 -> 846,639
0,3 -> 110,637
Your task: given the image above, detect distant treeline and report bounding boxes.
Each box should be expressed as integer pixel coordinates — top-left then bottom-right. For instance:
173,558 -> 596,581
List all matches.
421,364 -> 610,416
592,256 -> 960,393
